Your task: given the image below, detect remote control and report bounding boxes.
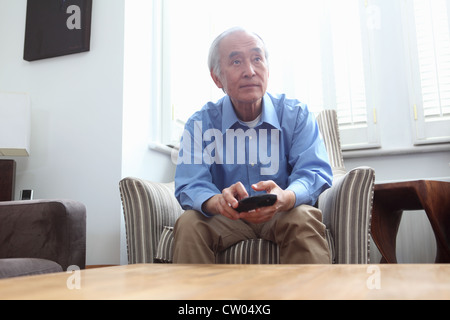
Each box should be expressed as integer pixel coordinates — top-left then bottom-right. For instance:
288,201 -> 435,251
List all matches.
236,194 -> 277,213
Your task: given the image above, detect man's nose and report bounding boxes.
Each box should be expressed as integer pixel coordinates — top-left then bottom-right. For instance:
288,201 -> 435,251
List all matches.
243,62 -> 256,78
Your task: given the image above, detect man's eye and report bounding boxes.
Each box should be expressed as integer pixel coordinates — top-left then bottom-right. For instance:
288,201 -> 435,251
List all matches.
233,60 -> 241,65
255,57 -> 262,62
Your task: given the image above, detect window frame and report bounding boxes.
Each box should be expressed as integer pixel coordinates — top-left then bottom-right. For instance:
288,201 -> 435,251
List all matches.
158,0 -> 380,151
401,0 -> 450,146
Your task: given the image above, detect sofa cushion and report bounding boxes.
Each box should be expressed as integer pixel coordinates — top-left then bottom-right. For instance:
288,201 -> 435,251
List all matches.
217,239 -> 280,264
0,258 -> 63,279
0,200 -> 87,270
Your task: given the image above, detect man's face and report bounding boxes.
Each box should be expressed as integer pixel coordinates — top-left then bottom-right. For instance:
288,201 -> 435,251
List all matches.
212,31 -> 269,107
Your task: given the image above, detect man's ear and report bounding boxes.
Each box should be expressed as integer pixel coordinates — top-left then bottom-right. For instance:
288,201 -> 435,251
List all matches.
211,70 -> 224,89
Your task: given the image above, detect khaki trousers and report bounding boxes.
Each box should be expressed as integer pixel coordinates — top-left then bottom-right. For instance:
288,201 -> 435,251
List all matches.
173,205 -> 331,264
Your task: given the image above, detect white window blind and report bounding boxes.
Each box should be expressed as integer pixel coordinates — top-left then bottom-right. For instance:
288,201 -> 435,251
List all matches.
403,0 -> 450,144
329,1 -> 368,127
161,0 -> 379,150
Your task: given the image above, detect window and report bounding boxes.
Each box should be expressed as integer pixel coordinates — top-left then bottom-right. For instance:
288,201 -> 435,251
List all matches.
160,0 -> 379,150
325,0 -> 379,149
403,0 -> 450,145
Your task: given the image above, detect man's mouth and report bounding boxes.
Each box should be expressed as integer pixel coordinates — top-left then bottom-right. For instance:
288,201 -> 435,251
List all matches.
240,84 -> 260,89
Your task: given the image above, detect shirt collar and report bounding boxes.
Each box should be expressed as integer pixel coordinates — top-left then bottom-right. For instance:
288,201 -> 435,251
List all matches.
221,93 -> 281,133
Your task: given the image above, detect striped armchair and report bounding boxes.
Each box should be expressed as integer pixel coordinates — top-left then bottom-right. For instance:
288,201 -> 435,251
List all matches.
120,110 -> 375,264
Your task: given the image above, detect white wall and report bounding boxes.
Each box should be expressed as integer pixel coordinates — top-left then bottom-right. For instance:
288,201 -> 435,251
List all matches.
0,0 -> 126,265
122,0 -> 175,184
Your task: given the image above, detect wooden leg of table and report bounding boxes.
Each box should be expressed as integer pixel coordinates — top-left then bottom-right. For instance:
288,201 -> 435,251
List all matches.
418,181 -> 450,263
434,227 -> 450,263
371,205 -> 404,263
372,180 -> 450,264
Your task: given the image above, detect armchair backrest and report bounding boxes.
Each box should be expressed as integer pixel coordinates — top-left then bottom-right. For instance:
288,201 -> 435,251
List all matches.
316,110 -> 346,178
316,111 -> 375,264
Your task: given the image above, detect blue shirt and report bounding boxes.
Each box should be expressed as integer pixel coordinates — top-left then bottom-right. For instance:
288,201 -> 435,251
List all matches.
175,93 -> 333,217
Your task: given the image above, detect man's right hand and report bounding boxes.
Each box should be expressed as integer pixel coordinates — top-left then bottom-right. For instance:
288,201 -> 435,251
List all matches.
202,182 -> 249,220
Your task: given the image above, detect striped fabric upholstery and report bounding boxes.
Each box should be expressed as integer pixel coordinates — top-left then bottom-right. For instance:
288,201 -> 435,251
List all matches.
317,109 -> 375,264
319,168 -> 375,264
217,239 -> 279,264
316,109 -> 346,178
155,226 -> 174,263
119,178 -> 183,264
119,110 -> 375,264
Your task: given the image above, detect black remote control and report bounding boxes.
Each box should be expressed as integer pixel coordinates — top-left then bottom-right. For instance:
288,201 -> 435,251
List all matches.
236,194 -> 277,213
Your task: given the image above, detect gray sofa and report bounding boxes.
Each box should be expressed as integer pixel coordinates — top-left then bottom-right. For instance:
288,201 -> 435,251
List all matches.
0,200 -> 86,279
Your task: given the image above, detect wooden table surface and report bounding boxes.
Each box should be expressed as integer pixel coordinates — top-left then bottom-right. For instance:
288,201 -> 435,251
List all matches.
0,264 -> 449,300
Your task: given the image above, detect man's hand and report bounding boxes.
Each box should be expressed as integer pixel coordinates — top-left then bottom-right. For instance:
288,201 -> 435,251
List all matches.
239,181 -> 296,224
202,182 -> 249,220
202,180 -> 296,224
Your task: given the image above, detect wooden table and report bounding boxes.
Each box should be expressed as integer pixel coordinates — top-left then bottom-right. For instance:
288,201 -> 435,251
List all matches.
0,264 -> 449,300
371,180 -> 450,263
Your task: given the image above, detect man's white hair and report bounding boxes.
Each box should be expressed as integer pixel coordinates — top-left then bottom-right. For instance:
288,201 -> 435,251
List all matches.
208,27 -> 269,78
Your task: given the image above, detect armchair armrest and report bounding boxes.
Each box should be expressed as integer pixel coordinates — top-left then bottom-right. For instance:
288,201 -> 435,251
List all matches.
318,167 -> 375,264
0,200 -> 86,271
120,177 -> 183,264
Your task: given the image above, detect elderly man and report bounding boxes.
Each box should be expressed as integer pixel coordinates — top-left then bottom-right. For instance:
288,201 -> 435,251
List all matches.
173,27 -> 333,264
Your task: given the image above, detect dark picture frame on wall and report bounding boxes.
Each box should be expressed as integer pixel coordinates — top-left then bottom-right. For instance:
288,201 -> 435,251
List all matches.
23,0 -> 93,62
